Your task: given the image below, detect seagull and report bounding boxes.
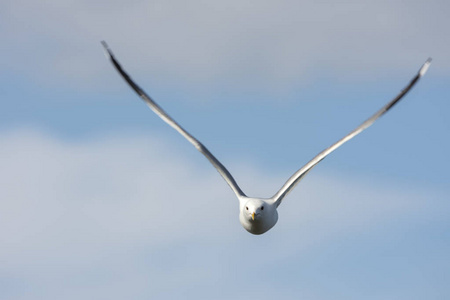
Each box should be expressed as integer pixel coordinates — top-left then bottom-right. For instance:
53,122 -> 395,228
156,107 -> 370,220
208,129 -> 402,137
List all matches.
101,41 -> 431,235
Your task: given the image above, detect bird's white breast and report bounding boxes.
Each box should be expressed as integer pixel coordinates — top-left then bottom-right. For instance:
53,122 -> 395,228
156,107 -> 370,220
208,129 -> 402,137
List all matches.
239,208 -> 278,235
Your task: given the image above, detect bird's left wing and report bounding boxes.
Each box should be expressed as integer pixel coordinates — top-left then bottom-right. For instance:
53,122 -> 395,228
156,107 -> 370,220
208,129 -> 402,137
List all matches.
101,41 -> 246,199
272,58 -> 431,207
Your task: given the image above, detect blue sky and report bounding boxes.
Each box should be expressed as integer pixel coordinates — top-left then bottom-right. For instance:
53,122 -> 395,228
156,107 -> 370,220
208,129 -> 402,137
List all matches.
1,1 -> 449,299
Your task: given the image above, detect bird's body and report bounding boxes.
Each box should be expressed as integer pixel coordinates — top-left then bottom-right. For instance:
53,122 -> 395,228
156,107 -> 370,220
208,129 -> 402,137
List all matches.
102,41 -> 430,235
239,198 -> 278,235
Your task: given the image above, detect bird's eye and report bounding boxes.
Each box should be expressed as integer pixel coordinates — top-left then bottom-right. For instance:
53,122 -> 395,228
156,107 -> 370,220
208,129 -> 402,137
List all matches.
261,206 -> 264,210
246,206 -> 248,210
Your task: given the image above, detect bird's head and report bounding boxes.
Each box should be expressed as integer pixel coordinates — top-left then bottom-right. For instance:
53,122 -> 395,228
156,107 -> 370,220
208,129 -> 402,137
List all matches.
243,199 -> 267,222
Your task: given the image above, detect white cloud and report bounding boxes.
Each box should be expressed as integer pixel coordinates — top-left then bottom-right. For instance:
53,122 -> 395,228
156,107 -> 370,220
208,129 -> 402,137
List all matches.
1,0 -> 447,94
0,129 -> 447,299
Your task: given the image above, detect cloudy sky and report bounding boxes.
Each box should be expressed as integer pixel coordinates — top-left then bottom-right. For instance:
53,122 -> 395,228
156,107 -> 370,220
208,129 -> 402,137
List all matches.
1,0 -> 449,299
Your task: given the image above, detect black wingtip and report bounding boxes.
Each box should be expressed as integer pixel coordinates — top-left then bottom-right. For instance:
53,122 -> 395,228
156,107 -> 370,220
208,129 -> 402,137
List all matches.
101,40 -> 113,59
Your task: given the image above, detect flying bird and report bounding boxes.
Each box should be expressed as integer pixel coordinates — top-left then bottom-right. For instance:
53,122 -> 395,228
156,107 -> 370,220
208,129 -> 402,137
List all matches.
101,41 -> 431,235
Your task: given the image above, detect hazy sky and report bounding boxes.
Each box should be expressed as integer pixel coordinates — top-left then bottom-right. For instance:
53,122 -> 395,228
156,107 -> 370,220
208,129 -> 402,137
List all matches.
1,1 -> 449,299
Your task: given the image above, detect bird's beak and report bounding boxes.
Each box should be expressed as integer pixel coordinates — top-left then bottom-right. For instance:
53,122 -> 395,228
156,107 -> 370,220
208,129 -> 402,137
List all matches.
251,212 -> 255,220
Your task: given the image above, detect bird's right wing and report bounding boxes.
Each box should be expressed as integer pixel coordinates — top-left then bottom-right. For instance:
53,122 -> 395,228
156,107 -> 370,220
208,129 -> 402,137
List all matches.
272,58 -> 432,207
102,41 -> 246,199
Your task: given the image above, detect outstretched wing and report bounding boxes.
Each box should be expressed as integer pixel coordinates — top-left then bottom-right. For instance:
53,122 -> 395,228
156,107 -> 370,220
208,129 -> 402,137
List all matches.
272,58 -> 431,207
101,41 -> 246,199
